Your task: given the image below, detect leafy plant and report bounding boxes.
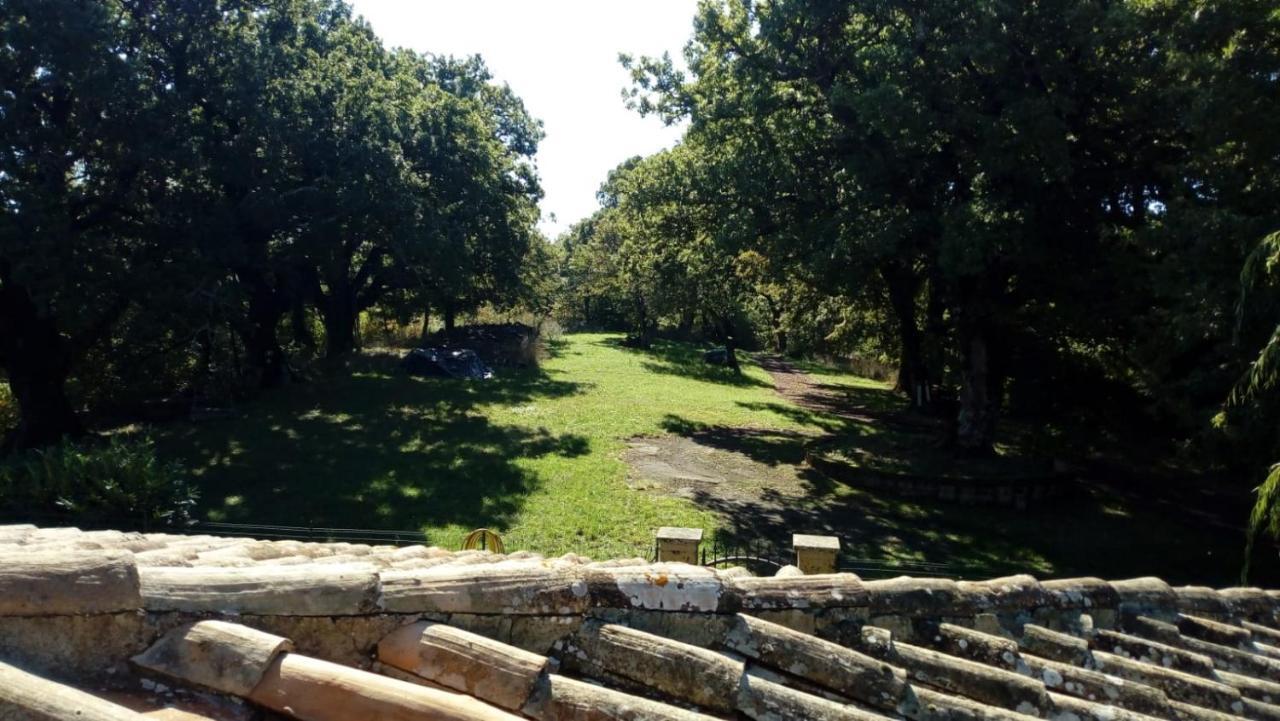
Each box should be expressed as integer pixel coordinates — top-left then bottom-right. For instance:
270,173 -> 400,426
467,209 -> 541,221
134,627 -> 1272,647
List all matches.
1237,231 -> 1280,579
0,384 -> 15,437
0,436 -> 197,528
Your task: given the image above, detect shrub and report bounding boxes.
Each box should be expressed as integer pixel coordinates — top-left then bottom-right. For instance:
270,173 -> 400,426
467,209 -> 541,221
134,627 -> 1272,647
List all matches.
0,436 -> 197,528
0,383 -> 15,437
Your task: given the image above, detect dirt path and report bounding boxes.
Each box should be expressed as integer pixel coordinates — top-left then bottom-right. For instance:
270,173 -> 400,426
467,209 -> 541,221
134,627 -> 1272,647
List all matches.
755,355 -> 864,420
759,355 -> 945,435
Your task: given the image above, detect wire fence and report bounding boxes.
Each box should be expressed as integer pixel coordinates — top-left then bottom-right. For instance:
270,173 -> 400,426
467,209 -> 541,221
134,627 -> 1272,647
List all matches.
698,535 -> 1029,580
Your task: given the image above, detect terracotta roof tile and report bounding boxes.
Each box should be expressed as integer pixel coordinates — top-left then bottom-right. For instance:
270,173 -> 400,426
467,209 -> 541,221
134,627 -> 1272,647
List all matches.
3,525 -> 1280,721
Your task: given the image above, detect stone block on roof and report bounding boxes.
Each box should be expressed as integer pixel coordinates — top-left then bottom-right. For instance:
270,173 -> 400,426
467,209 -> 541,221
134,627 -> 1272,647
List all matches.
0,549 -> 141,616
1218,588 -> 1277,620
1092,628 -> 1216,676
381,561 -> 589,615
1174,586 -> 1234,618
584,563 -> 728,613
1041,577 -> 1121,610
0,612 -> 154,680
562,620 -> 743,713
723,612 -> 907,707
1111,577 -> 1178,614
959,574 -> 1051,613
1178,613 -> 1252,647
727,572 -> 866,610
1020,623 -> 1091,666
864,577 -> 982,617
138,563 -> 380,615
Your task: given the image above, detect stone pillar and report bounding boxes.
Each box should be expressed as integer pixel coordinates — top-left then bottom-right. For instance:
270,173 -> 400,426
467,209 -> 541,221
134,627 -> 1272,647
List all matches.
655,527 -> 703,564
792,534 -> 839,575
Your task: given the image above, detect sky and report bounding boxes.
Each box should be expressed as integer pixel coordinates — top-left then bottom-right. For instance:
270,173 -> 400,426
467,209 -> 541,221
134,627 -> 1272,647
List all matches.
348,0 -> 697,239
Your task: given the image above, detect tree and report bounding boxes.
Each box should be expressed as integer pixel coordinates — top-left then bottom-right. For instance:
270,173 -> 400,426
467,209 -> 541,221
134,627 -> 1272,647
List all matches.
396,53 -> 543,336
1,0 -> 549,451
0,0 -> 185,448
625,0 -> 1205,454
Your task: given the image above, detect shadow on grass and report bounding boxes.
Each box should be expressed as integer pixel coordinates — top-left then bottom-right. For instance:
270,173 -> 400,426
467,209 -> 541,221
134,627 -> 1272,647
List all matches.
659,414 -> 813,467
809,382 -> 905,416
734,401 -> 851,434
690,468 -> 1277,585
154,353 -> 588,536
597,337 -> 772,389
658,406 -> 1280,585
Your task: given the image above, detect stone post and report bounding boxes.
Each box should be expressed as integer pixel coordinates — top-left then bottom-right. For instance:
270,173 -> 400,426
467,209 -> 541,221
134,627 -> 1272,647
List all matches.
792,534 -> 839,575
655,527 -> 703,564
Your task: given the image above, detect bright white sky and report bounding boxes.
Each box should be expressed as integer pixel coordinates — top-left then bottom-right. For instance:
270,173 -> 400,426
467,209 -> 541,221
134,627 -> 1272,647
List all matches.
349,0 -> 697,239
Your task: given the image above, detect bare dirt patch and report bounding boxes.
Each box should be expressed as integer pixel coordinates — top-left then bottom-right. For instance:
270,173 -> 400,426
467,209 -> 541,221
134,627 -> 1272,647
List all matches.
621,429 -> 867,548
622,433 -> 813,503
619,359 -> 864,543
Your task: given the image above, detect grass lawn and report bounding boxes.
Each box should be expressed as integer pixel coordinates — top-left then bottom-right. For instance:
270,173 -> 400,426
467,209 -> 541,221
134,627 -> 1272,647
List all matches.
151,333 -> 804,559
145,332 -> 1276,585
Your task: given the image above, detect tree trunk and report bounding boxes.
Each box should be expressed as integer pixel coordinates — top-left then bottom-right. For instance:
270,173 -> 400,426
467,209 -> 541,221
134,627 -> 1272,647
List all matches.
719,314 -> 741,375
443,305 -> 457,336
0,279 -> 82,451
676,307 -> 695,339
631,296 -> 652,349
923,273 -> 947,393
242,286 -> 289,389
883,264 -> 928,408
955,317 -> 1001,457
419,304 -> 432,344
314,267 -> 360,360
321,303 -> 356,358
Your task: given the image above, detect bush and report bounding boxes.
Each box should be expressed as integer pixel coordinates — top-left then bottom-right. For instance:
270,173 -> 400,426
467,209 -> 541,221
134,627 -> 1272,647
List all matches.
0,383 -> 15,437
0,436 -> 198,528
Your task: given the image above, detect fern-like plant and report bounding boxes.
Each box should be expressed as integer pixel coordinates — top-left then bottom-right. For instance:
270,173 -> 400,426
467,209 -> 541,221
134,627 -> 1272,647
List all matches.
0,436 -> 197,528
1237,231 -> 1280,580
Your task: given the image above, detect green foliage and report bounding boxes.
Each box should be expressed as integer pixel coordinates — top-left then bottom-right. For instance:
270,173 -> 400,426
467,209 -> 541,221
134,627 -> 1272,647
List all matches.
587,0 -> 1280,459
0,0 -> 548,448
0,383 -> 14,434
1249,464 -> 1280,559
0,437 -> 197,527
1235,232 -> 1280,403
1237,231 -> 1280,577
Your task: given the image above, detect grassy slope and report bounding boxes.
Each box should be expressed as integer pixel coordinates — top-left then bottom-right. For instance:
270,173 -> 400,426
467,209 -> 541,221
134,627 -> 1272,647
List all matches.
153,333 -> 806,559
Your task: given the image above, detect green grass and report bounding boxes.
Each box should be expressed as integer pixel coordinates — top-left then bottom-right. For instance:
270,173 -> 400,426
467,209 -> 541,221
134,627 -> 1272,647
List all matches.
140,334 -> 1277,584
150,334 -> 809,559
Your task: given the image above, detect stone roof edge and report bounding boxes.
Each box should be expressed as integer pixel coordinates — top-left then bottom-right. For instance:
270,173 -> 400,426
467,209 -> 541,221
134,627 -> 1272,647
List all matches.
1,534 -> 1278,620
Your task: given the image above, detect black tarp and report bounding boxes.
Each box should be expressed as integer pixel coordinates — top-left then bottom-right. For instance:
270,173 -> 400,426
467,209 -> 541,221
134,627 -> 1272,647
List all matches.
400,348 -> 494,380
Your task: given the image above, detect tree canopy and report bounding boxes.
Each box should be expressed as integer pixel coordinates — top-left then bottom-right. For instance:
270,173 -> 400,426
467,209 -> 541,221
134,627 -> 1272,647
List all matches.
0,0 -> 549,450
7,0 -> 1280,564
561,0 -> 1280,472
